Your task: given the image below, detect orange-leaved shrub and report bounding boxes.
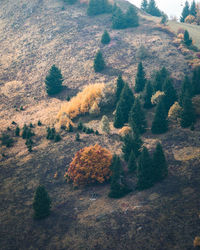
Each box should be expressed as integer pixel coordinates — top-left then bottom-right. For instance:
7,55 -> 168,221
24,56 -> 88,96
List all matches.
57,83 -> 104,125
185,15 -> 196,24
194,236 -> 200,247
65,144 -> 112,186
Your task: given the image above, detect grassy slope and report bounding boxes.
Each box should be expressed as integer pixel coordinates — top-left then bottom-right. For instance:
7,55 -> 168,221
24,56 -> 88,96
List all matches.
0,1 -> 200,250
142,14 -> 200,48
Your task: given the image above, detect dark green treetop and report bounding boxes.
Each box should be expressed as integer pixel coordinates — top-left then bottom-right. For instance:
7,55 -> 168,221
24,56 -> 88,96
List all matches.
45,65 -> 63,95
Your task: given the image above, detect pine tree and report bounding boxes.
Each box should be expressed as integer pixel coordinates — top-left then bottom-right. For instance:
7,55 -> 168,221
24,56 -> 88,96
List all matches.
114,83 -> 134,127
181,94 -> 196,128
45,65 -> 63,95
141,0 -> 148,11
101,30 -> 111,45
152,143 -> 168,183
179,76 -> 192,107
129,98 -> 147,134
153,67 -> 169,92
101,115 -> 110,133
116,75 -> 125,102
128,150 -> 137,174
122,131 -> 142,161
135,62 -> 146,93
114,102 -> 124,128
143,80 -> 153,109
33,186 -> 51,219
94,50 -> 105,72
183,30 -> 192,46
125,5 -> 139,28
109,155 -> 131,198
151,97 -> 168,134
163,78 -> 177,113
137,147 -> 154,190
147,0 -> 161,17
15,126 -> 20,136
180,1 -> 190,22
192,66 -> 200,95
190,0 -> 197,17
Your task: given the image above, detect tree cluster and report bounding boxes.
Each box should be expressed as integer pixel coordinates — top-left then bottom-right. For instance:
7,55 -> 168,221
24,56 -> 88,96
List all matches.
112,5 -> 139,29
141,0 -> 162,17
180,1 -> 197,22
87,0 -> 112,16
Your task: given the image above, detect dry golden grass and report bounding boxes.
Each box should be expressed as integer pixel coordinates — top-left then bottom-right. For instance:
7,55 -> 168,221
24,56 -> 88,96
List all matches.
173,147 -> 200,161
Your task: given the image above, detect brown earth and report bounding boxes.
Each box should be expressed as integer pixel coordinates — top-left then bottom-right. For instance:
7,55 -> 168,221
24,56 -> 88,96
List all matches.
0,0 -> 200,250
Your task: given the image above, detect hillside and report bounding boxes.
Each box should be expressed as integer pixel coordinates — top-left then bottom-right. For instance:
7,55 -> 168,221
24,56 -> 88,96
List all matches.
0,1 -> 200,250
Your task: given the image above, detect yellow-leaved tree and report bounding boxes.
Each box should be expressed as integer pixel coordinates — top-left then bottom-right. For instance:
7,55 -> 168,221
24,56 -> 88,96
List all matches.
57,83 -> 104,127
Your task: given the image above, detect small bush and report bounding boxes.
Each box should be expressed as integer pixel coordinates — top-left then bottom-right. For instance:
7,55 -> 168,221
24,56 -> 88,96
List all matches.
37,120 -> 42,126
65,144 -> 112,186
136,45 -> 150,59
75,133 -> 80,141
193,236 -> 200,247
0,133 -> 14,147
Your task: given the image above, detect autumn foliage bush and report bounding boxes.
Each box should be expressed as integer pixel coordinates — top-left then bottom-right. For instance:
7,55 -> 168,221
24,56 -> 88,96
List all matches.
65,144 -> 112,186
57,84 -> 104,126
118,126 -> 132,137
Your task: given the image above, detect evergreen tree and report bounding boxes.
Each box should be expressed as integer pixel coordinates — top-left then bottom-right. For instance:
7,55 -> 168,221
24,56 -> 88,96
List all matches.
151,97 -> 168,134
143,80 -> 153,109
135,62 -> 146,93
125,5 -> 139,28
141,0 -> 148,11
122,131 -> 142,161
45,65 -> 63,95
129,98 -> 147,134
137,147 -> 154,190
112,6 -> 126,29
116,75 -> 125,102
192,66 -> 200,95
101,30 -> 111,45
163,78 -> 177,113
152,143 -> 168,183
114,102 -> 124,128
183,30 -> 192,46
181,94 -> 196,128
114,83 -> 134,127
180,1 -> 190,22
160,14 -> 168,25
15,126 -> 20,136
128,150 -> 137,174
179,76 -> 192,107
153,67 -> 169,92
190,0 -> 197,17
101,115 -> 110,133
94,50 -> 105,72
33,186 -> 51,219
109,155 -> 131,198
147,0 -> 161,17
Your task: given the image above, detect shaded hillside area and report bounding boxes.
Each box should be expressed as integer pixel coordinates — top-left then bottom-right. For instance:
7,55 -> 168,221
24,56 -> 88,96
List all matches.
1,1 -> 200,250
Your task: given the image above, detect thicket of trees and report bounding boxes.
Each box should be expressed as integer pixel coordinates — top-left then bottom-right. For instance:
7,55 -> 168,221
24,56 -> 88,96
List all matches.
180,0 -> 198,22
87,0 -> 112,16
141,0 -> 162,17
112,5 -> 139,29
